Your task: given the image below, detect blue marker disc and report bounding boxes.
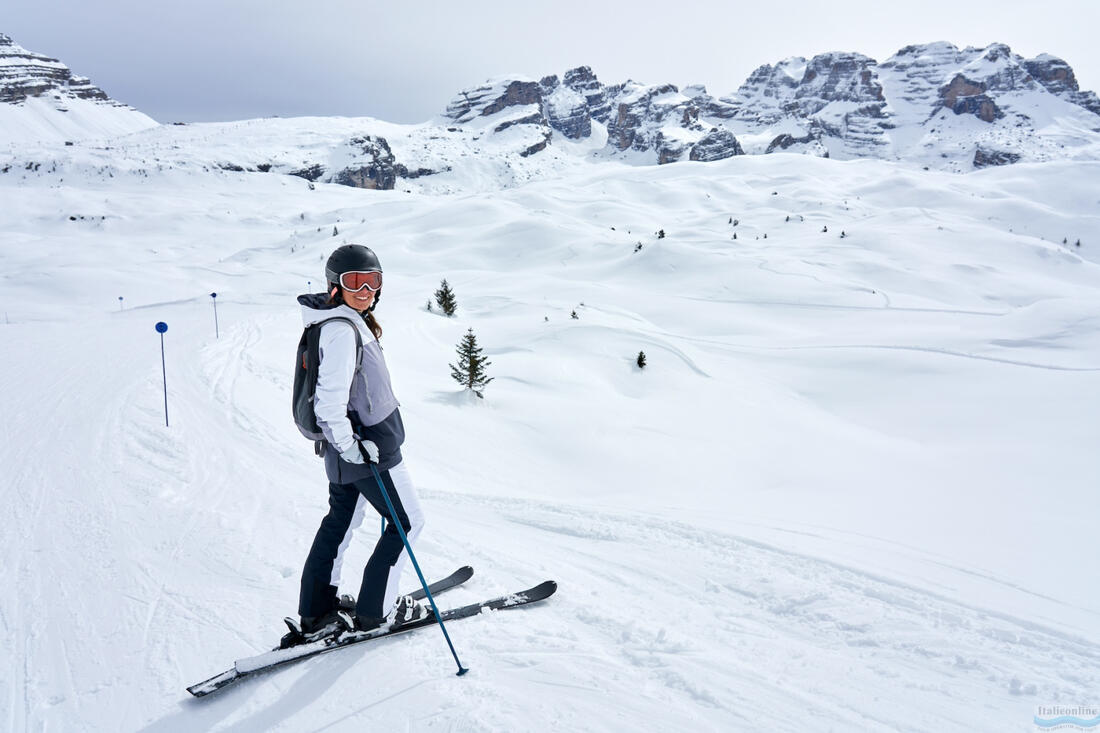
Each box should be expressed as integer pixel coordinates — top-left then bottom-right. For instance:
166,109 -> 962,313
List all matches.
155,322 -> 168,333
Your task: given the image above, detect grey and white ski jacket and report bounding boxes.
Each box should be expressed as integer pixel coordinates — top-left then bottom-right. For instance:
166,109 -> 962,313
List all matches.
298,294 -> 405,483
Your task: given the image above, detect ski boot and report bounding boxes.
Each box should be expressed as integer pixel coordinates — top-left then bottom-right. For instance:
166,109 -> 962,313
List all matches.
279,608 -> 354,649
352,594 -> 430,633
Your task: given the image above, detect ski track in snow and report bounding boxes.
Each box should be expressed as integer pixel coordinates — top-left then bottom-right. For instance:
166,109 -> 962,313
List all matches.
423,492 -> 1099,731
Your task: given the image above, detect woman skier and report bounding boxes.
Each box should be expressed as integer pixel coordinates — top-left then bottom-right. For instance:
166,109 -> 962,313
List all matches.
291,244 -> 428,642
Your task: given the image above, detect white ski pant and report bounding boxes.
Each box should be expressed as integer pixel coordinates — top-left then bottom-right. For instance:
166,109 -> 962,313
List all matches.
299,460 -> 426,619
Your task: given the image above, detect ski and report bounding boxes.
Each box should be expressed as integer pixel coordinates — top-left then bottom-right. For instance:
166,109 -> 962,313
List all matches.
187,565 -> 478,697
234,580 -> 557,676
392,564 -> 474,603
282,564 -> 477,645
187,578 -> 557,697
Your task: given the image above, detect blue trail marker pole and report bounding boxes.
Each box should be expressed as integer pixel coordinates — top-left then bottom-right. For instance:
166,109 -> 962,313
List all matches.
155,321 -> 169,427
118,296 -> 124,311
210,292 -> 219,339
307,280 -> 312,292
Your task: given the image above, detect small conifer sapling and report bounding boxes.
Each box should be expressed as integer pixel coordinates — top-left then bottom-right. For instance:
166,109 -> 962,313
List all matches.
636,351 -> 647,369
449,328 -> 494,398
434,279 -> 458,316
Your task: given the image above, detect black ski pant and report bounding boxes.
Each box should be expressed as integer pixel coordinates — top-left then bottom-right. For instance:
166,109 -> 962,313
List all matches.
298,462 -> 424,620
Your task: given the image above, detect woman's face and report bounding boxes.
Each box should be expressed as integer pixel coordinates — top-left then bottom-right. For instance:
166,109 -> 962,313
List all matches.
340,286 -> 376,313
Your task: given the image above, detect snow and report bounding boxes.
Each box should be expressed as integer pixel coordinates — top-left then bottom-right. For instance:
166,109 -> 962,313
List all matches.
1,132 -> 1098,732
545,84 -> 585,116
777,57 -> 808,82
0,95 -> 157,145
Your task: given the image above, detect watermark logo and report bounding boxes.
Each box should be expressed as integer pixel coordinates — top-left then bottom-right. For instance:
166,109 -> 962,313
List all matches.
1035,706 -> 1100,730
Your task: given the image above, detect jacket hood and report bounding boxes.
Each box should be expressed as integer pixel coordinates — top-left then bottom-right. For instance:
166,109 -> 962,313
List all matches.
297,293 -> 369,330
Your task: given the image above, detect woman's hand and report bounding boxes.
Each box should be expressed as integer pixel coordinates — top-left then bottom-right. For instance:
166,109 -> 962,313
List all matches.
339,440 -> 379,464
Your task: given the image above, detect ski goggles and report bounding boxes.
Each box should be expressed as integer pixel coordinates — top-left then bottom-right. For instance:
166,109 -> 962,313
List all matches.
338,270 -> 382,292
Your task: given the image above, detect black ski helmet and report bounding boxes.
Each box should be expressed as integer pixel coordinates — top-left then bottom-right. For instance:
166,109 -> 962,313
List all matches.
325,244 -> 382,310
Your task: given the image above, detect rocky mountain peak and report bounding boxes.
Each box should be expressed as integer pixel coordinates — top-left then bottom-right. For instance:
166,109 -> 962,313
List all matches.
1024,53 -> 1100,116
797,52 -> 884,108
436,40 -> 1100,172
0,32 -> 113,105
0,31 -> 156,143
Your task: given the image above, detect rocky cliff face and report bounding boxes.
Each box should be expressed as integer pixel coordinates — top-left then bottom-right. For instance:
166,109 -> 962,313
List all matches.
438,41 -> 1100,171
444,69 -> 747,165
0,33 -> 113,105
329,136 -> 399,190
0,33 -> 140,108
0,32 -> 156,143
1024,54 -> 1100,116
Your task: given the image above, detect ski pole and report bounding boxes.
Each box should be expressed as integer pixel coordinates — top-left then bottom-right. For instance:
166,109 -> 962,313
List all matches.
367,462 -> 468,676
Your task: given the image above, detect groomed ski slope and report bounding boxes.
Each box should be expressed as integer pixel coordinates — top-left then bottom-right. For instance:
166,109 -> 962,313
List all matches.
1,152 -> 1098,732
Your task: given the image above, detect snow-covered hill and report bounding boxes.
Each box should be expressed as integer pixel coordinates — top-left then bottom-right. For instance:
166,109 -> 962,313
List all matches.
0,33 -> 156,146
1,137 -> 1098,730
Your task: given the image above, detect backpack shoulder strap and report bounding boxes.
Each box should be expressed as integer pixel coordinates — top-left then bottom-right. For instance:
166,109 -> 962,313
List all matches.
320,316 -> 364,371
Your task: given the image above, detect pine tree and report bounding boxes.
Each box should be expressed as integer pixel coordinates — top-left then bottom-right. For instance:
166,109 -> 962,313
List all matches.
426,300 -> 433,312
636,351 -> 647,369
571,310 -> 579,319
656,229 -> 666,239
434,279 -> 457,316
450,328 -> 493,398
332,225 -> 338,237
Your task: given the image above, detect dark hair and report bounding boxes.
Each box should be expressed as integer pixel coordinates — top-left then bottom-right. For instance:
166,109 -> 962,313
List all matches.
328,286 -> 383,340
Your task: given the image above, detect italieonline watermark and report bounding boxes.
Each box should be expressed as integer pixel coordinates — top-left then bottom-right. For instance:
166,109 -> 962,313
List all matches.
1034,706 -> 1100,730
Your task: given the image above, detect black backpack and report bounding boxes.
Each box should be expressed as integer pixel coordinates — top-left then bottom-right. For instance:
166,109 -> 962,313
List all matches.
292,317 -> 363,444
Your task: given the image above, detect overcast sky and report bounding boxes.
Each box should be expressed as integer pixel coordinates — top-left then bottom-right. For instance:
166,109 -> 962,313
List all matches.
6,1 -> 1099,124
